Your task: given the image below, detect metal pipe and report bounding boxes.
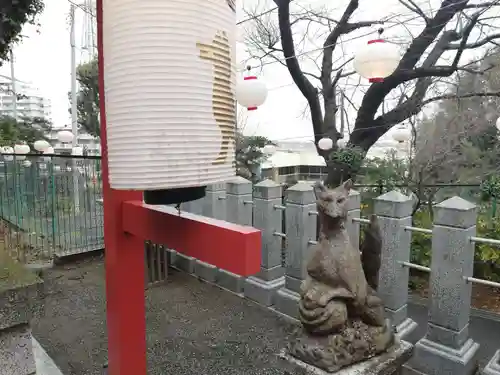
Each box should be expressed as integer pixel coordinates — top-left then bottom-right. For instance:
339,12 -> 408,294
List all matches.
465,276 -> 500,289
404,226 -> 432,234
352,217 -> 370,224
399,261 -> 431,273
470,236 -> 500,247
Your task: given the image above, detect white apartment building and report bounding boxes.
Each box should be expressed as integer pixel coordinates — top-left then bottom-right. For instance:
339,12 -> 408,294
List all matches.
0,75 -> 52,121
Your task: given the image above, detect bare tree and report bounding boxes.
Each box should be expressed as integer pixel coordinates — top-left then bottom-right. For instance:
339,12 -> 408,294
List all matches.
243,0 -> 500,186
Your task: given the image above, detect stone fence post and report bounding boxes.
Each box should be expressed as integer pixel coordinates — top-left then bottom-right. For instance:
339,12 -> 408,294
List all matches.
244,179 -> 285,306
226,177 -> 253,226
275,182 -> 316,319
405,196 -> 479,375
374,190 -> 417,341
203,183 -> 227,220
345,189 -> 361,250
182,196 -> 204,215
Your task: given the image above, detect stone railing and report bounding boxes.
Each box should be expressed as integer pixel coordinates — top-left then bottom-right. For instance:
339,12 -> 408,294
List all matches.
170,177 -> 500,375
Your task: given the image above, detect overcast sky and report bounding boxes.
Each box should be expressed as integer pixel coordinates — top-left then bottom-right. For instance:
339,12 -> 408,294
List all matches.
2,0 -> 497,147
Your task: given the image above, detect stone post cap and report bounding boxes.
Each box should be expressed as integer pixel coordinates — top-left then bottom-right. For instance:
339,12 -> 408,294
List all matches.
254,179 -> 282,199
226,176 -> 252,195
374,190 -> 413,218
433,196 -> 477,228
347,189 -> 360,211
286,181 -> 315,205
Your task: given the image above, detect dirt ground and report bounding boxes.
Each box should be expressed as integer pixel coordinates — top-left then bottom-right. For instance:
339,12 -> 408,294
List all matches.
410,275 -> 500,313
31,254 -> 301,375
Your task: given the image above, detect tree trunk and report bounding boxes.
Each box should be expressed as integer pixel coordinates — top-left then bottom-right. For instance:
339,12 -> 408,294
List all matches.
324,159 -> 359,187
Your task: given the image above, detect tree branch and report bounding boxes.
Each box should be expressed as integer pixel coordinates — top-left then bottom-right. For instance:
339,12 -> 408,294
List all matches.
422,91 -> 500,106
399,0 -> 429,23
273,0 -> 323,146
447,33 -> 500,49
350,0 -> 469,151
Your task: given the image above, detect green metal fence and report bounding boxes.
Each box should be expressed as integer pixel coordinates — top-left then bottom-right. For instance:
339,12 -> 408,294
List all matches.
0,155 -> 103,263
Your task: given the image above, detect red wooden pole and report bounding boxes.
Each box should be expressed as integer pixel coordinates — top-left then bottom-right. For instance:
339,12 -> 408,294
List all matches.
96,1 -> 147,375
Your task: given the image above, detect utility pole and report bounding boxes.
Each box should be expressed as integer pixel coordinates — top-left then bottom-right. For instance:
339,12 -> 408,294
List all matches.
9,50 -> 17,121
70,4 -> 80,213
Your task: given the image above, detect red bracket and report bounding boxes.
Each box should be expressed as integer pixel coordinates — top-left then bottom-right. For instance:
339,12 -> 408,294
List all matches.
122,201 -> 261,276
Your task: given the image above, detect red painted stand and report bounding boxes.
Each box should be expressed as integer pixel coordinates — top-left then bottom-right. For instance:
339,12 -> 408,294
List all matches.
123,202 -> 261,276
97,2 -> 261,374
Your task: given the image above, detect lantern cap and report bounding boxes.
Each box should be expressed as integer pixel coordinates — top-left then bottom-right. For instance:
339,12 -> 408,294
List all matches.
143,186 -> 206,205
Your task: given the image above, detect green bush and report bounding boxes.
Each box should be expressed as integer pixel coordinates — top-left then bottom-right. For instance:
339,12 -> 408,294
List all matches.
410,209 -> 433,268
409,207 -> 500,280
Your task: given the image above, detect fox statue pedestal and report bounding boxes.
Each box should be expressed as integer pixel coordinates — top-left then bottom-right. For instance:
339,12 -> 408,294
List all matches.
280,180 -> 413,374
280,339 -> 413,375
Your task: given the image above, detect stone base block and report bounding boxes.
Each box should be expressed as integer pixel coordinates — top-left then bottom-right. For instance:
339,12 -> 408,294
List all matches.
166,249 -> 177,267
403,338 -> 479,375
194,260 -> 218,283
244,276 -> 285,306
483,350 -> 500,375
0,279 -> 44,331
395,317 -> 419,342
0,324 -> 36,375
216,269 -> 244,294
274,287 -> 300,319
174,253 -> 195,274
280,340 -> 413,375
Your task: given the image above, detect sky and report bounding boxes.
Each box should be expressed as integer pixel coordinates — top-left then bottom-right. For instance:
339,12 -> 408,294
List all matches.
1,0 -> 498,149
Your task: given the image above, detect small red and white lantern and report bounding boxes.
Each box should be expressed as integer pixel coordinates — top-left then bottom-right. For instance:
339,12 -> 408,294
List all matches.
236,66 -> 268,111
14,143 -> 30,161
353,29 -> 400,83
392,127 -> 411,143
34,139 -> 51,153
318,137 -> 334,151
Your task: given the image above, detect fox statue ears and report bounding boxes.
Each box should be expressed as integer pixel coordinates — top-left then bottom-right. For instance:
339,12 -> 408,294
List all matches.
313,179 -> 353,199
313,181 -> 327,200
343,179 -> 354,192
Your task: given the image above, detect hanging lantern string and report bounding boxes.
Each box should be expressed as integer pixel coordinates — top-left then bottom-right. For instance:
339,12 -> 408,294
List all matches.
263,123 -> 414,143
239,0 -> 489,72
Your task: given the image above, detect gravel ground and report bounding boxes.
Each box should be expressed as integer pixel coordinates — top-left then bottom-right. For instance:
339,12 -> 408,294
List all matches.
31,254 -> 298,375
31,254 -> 500,375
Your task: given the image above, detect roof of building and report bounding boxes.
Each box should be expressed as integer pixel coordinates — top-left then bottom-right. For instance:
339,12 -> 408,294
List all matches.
261,150 -> 326,169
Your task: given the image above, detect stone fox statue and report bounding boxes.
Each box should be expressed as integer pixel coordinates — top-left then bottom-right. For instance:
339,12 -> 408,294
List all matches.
289,180 -> 393,372
197,31 -> 235,165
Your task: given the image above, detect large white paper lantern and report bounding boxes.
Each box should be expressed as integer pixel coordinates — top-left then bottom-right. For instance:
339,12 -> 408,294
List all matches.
496,116 -> 500,131
354,37 -> 400,83
103,0 -> 237,203
14,144 -> 30,161
236,74 -> 268,110
57,130 -> 74,144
